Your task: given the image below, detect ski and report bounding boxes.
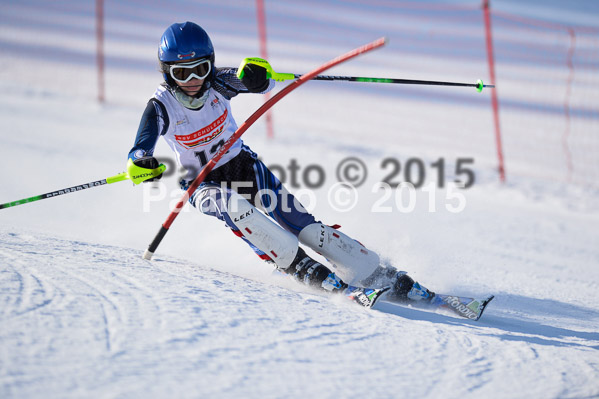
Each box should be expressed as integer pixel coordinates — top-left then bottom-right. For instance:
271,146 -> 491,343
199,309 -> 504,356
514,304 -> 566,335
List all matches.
345,286 -> 390,308
272,269 -> 494,321
405,294 -> 495,321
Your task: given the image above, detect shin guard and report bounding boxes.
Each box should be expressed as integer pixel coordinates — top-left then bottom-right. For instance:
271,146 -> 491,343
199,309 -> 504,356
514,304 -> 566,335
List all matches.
298,223 -> 379,287
226,191 -> 299,269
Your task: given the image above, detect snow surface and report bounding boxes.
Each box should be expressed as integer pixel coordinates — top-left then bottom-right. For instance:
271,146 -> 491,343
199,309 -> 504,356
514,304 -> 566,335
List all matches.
1,1 -> 599,398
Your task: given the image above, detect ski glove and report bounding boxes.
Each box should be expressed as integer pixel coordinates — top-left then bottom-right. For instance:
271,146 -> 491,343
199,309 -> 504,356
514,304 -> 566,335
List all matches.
241,63 -> 269,93
127,156 -> 164,184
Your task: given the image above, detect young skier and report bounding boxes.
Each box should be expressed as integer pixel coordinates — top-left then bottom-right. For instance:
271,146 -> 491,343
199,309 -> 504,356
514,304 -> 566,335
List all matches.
127,21 -> 435,308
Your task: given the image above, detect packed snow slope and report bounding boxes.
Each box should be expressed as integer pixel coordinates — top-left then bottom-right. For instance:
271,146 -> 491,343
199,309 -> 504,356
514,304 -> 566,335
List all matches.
1,0 -> 599,398
2,228 -> 598,399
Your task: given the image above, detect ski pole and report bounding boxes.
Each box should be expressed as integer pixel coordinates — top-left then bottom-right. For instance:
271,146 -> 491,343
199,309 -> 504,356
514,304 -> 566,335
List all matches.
238,57 -> 494,92
143,37 -> 387,260
1,171 -> 130,210
296,75 -> 492,92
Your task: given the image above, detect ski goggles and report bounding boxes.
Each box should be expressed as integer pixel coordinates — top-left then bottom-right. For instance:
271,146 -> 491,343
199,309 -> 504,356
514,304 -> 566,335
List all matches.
168,59 -> 212,83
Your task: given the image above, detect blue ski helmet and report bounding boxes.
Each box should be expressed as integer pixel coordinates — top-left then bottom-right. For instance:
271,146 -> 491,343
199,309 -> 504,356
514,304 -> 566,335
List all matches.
158,22 -> 215,84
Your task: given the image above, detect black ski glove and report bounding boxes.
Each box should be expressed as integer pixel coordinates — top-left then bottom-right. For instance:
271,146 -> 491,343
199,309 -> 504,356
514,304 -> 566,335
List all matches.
241,63 -> 269,93
133,156 -> 163,182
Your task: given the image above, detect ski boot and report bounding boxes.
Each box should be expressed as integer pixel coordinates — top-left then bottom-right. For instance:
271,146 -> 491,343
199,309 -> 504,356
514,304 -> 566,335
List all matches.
284,247 -> 387,308
285,247 -> 346,291
387,273 -> 435,303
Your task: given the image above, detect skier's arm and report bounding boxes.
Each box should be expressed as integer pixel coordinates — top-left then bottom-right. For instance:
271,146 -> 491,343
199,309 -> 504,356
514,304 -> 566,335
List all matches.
128,99 -> 168,161
127,99 -> 169,183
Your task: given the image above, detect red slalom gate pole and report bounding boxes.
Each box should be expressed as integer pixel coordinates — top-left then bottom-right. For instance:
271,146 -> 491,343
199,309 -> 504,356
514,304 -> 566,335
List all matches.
143,37 -> 387,260
483,0 -> 505,182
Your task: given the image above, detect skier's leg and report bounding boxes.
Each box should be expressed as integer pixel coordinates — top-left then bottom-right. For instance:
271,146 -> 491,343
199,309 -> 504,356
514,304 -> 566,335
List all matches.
254,157 -> 393,288
252,158 -> 387,287
190,183 -> 346,292
298,223 -> 436,299
252,159 -> 395,290
298,223 -> 383,287
191,184 -> 298,268
188,151 -> 425,301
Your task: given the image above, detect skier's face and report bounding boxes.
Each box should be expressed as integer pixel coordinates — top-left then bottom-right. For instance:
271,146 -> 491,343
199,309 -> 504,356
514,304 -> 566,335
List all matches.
168,58 -> 211,97
176,77 -> 205,96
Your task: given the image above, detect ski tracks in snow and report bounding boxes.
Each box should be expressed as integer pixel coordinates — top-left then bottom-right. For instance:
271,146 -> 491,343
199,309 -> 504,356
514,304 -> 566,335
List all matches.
1,230 -> 599,398
0,231 -> 170,396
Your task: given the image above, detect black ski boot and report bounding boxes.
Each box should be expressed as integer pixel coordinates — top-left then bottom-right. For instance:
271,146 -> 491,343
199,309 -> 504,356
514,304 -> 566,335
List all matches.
283,248 -> 388,308
284,247 -> 347,292
388,273 -> 435,303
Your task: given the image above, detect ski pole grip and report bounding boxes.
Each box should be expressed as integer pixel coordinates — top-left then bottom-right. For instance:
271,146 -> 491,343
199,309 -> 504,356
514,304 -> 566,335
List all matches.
236,57 -> 295,82
106,172 -> 129,184
144,225 -> 169,260
237,57 -> 270,79
270,72 -> 296,82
